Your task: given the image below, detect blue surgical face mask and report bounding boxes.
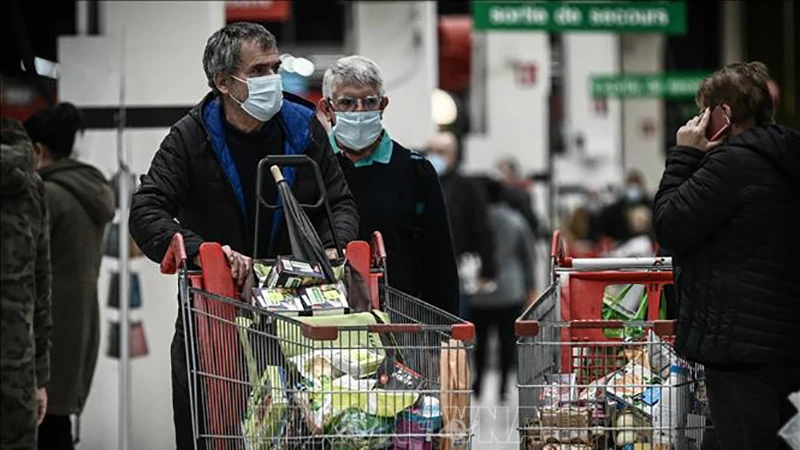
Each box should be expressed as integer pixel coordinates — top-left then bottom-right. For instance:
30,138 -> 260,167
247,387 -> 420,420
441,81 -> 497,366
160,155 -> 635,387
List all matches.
426,153 -> 448,176
625,186 -> 644,203
230,74 -> 283,122
332,111 -> 383,152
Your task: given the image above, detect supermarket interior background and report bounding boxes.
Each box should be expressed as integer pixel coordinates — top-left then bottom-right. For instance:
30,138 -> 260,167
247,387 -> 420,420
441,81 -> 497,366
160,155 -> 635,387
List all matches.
1,0 -> 797,448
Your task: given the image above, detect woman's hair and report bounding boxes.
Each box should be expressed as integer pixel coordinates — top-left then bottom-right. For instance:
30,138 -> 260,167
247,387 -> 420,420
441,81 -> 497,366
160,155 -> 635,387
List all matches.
23,102 -> 85,160
696,61 -> 774,127
478,176 -> 506,205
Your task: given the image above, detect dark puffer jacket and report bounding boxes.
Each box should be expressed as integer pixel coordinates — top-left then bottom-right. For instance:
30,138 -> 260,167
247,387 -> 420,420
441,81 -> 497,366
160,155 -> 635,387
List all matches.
130,92 -> 358,263
654,125 -> 800,365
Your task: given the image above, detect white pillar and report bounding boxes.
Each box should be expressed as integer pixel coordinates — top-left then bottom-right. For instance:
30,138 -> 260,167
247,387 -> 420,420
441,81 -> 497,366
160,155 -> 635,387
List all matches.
58,2 -> 224,448
560,33 -> 623,189
721,0 -> 744,65
463,31 -> 551,173
621,34 -> 665,194
353,1 -> 437,148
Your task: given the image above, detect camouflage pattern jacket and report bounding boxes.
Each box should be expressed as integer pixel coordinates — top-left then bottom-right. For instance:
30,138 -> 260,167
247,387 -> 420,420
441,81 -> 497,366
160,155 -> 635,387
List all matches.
1,119 -> 52,449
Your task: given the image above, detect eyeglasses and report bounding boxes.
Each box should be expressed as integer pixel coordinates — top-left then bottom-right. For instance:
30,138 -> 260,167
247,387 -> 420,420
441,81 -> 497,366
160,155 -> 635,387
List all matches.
328,95 -> 383,112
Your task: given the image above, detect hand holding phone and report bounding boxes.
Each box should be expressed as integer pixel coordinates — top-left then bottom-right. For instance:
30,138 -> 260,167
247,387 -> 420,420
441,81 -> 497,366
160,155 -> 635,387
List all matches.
677,107 -> 727,152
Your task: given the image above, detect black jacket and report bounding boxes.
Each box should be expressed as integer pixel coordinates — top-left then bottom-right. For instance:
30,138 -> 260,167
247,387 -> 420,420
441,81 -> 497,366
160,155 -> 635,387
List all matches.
337,140 -> 461,314
440,172 -> 497,279
130,92 -> 358,264
39,159 -> 114,415
654,125 -> 800,365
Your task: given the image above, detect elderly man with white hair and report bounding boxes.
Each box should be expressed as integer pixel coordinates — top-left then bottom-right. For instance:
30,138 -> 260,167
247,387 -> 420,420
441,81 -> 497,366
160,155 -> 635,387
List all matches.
318,55 -> 460,315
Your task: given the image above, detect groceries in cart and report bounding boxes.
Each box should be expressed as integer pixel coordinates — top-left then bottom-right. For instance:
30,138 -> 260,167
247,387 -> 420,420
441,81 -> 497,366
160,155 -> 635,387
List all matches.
251,258 -> 350,316
233,306 -> 461,449
522,329 -> 709,450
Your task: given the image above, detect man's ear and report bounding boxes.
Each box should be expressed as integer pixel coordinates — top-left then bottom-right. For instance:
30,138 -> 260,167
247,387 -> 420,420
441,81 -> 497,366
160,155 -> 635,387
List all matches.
722,104 -> 732,119
317,98 -> 335,125
32,143 -> 45,168
380,96 -> 390,118
214,73 -> 230,95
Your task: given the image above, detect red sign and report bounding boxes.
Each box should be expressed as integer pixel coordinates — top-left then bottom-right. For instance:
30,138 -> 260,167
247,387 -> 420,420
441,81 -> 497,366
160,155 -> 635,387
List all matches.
513,62 -> 538,87
226,0 -> 291,22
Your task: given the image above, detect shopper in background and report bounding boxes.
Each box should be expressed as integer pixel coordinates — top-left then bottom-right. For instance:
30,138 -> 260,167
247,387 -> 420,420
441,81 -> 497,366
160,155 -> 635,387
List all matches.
471,176 -> 535,403
426,132 -> 497,319
0,118 -> 52,449
596,170 -> 652,243
319,56 -> 460,314
24,103 -> 115,450
496,156 -> 540,237
129,22 -> 359,449
654,61 -> 800,450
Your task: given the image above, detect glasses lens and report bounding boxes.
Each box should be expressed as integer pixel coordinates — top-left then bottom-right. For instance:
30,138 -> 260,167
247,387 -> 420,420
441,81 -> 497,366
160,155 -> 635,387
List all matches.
362,96 -> 381,111
335,97 -> 357,111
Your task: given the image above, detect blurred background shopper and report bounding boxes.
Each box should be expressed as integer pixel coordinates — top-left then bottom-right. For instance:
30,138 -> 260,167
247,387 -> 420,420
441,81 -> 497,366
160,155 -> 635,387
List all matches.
426,131 -> 496,319
470,177 -> 535,404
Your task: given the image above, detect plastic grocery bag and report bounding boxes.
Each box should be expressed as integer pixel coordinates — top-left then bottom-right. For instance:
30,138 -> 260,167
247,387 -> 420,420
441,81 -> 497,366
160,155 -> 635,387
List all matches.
440,339 -> 470,450
602,284 -> 667,338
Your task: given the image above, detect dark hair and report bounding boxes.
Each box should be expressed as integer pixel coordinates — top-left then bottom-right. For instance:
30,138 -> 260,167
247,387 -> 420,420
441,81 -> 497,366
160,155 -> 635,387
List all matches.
625,169 -> 644,186
696,61 -> 774,126
203,22 -> 277,93
23,103 -> 85,159
477,176 -> 506,205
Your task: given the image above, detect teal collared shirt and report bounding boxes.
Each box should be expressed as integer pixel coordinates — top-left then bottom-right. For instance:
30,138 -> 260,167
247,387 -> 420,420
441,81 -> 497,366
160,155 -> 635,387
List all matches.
329,130 -> 393,168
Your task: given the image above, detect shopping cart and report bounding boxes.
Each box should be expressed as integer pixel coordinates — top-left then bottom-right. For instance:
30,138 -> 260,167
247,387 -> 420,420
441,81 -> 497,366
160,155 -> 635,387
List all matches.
159,155 -> 474,450
515,231 -> 713,450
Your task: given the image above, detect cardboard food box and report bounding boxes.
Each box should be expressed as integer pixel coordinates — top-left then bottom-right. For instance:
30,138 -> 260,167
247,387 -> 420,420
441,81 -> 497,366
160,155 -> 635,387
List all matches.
251,287 -> 306,316
266,256 -> 326,288
539,405 -> 591,429
301,282 -> 349,316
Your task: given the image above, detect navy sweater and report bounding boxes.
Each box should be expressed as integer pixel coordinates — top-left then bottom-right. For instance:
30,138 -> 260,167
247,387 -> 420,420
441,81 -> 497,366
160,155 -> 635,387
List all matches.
337,141 -> 460,315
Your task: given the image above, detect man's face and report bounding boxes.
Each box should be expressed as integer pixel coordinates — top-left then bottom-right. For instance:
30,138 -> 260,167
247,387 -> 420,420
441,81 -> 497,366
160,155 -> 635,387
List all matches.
319,83 -> 388,126
427,144 -> 456,171
216,40 -> 281,102
497,162 -> 515,185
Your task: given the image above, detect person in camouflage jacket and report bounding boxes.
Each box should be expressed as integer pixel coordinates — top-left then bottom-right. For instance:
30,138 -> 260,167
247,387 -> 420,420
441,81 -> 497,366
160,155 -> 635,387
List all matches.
1,118 -> 52,449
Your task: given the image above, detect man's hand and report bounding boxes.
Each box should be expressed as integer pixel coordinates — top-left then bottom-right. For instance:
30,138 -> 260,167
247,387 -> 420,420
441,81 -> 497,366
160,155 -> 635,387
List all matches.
221,245 -> 252,287
476,278 -> 497,294
37,388 -> 47,425
676,107 -> 724,152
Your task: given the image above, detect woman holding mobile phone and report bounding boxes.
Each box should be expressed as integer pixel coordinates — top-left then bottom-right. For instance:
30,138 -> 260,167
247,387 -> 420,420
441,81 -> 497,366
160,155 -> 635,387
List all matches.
654,62 -> 800,450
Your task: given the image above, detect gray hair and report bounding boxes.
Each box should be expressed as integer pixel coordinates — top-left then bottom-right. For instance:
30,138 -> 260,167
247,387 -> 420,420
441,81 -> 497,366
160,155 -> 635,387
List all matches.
322,55 -> 385,99
203,22 -> 277,93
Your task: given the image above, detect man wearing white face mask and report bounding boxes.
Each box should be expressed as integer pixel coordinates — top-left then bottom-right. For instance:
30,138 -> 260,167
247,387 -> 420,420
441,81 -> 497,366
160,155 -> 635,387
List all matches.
318,56 -> 460,315
129,23 -> 358,450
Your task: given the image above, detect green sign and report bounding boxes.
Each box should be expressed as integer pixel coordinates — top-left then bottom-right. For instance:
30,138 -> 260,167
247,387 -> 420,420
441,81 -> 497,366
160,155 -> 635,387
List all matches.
472,1 -> 687,35
590,73 -> 708,99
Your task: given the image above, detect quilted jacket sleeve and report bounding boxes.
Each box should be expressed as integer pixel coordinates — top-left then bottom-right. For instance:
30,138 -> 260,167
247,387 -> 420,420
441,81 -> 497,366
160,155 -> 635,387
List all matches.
130,127 -> 206,263
654,146 -> 742,254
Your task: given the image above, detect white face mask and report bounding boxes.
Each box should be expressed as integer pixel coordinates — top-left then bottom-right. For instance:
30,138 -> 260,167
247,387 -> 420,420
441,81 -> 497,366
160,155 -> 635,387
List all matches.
230,74 -> 283,122
332,111 -> 383,152
625,186 -> 644,202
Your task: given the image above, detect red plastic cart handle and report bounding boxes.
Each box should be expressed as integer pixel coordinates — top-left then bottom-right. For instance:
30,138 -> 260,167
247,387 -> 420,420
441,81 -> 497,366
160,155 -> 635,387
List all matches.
160,233 -> 187,274
371,231 -> 387,262
570,271 -> 674,282
515,319 -> 677,337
